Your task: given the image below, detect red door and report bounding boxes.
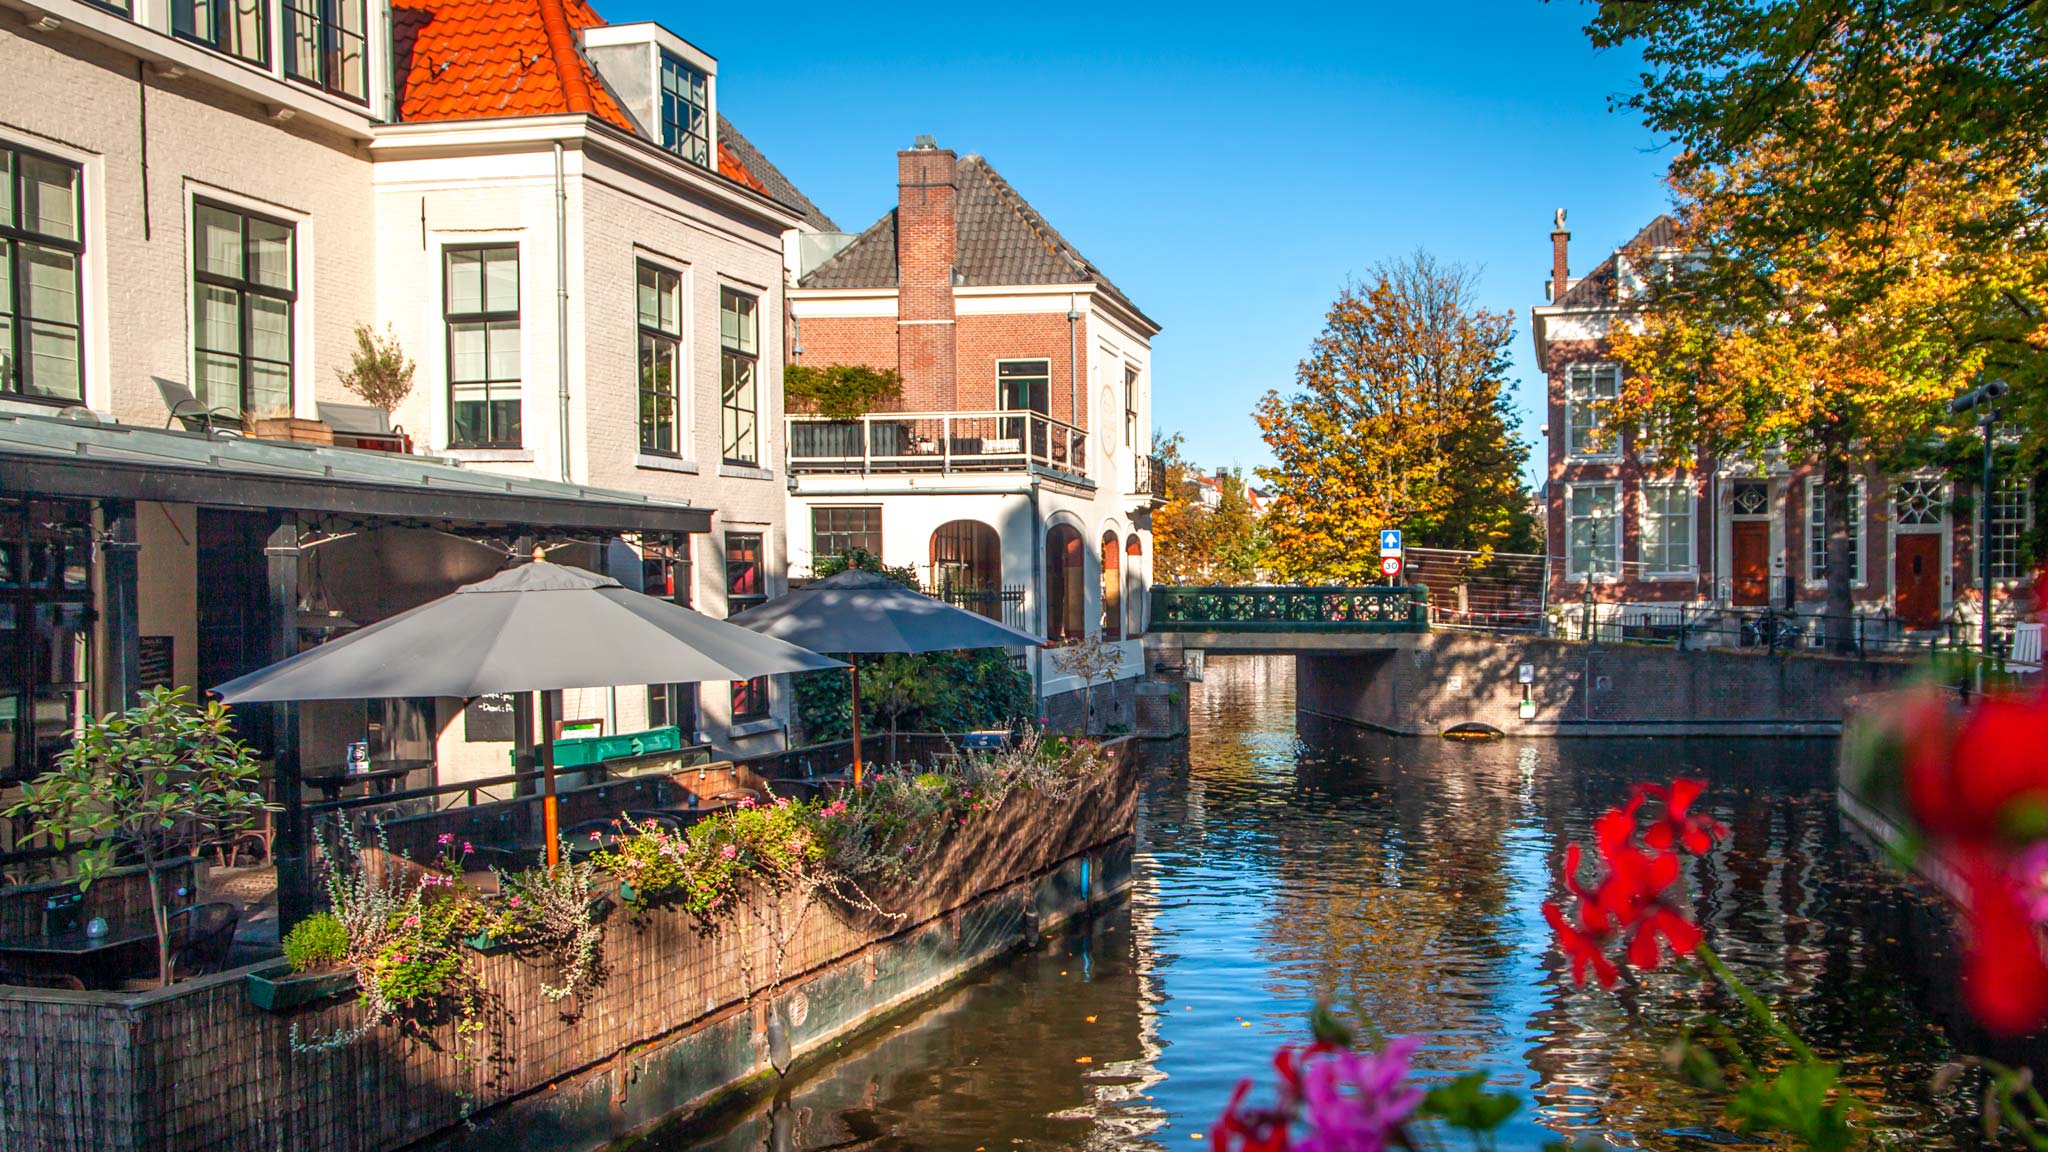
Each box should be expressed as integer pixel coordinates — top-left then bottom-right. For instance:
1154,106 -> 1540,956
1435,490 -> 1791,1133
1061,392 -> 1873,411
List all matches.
1895,534 -> 1941,627
1731,521 -> 1770,606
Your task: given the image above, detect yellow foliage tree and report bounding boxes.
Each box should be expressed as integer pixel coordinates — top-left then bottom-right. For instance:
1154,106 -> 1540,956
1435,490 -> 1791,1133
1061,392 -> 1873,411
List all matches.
1150,433 -> 1264,586
1254,253 -> 1535,585
1612,87 -> 2048,646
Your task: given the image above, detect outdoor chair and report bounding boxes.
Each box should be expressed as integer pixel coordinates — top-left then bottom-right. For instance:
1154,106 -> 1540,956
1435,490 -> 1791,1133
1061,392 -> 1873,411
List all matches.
317,401 -> 411,454
154,376 -> 243,434
167,900 -> 242,980
211,808 -> 275,868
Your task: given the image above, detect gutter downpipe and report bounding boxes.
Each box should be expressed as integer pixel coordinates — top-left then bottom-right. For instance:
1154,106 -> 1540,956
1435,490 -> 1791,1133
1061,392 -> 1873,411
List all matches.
1031,476 -> 1045,703
1067,294 -> 1080,430
555,141 -> 572,483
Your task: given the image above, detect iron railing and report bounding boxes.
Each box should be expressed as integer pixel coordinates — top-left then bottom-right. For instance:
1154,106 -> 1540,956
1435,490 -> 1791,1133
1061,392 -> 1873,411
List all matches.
787,410 -> 1088,482
932,581 -> 1029,633
1554,604 -> 2026,661
1150,585 -> 1429,632
1135,453 -> 1169,503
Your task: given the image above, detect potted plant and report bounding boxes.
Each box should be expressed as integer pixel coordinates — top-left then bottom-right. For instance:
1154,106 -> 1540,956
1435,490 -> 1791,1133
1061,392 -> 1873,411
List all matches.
6,686 -> 271,987
461,846 -> 609,1000
248,911 -> 356,1010
337,323 -> 416,416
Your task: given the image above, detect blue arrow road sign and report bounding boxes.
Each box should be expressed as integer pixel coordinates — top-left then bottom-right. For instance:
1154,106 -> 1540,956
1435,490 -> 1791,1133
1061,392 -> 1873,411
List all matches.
1380,528 -> 1403,554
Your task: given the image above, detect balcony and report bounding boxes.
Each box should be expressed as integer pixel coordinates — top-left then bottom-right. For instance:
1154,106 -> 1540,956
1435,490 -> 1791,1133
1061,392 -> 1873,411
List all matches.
787,411 -> 1088,482
1135,453 -> 1170,505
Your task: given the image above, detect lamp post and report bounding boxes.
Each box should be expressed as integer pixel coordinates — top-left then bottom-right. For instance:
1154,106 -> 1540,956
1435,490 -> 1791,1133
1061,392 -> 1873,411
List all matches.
1949,378 -> 2010,665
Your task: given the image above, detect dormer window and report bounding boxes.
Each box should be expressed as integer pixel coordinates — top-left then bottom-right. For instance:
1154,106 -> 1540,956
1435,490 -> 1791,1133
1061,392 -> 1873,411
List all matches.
659,52 -> 712,168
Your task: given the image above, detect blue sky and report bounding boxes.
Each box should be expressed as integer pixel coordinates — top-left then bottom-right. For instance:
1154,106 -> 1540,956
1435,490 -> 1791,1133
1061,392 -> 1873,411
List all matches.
610,0 -> 1676,484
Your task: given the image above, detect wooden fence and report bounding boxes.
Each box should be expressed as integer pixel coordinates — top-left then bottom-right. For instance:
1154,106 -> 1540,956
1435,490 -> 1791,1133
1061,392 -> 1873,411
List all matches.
0,740 -> 1138,1152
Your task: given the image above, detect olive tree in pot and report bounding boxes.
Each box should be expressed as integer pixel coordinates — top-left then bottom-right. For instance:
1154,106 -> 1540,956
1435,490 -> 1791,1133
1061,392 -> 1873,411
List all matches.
6,687 -> 270,986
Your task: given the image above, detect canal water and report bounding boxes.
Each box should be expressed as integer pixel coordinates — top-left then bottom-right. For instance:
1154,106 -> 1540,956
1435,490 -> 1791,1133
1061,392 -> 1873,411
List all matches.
646,655 -> 1984,1151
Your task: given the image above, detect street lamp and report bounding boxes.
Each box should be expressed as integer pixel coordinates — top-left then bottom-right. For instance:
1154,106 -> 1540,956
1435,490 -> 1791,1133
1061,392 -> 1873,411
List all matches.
1949,378 -> 2011,663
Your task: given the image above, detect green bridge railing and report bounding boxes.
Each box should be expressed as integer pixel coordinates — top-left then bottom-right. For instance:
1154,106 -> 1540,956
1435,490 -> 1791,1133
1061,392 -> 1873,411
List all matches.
1149,585 -> 1429,632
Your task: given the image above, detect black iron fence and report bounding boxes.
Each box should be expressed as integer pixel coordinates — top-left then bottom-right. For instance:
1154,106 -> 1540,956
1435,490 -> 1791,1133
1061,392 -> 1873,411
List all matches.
1556,603 -> 2025,661
932,582 -> 1028,633
1151,585 -> 1428,631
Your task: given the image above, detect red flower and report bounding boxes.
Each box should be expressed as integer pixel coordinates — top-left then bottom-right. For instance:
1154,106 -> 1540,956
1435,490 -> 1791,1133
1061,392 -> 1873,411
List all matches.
1544,899 -> 1620,988
1639,779 -> 1727,856
1213,1079 -> 1292,1152
1961,854 -> 2048,1037
1907,689 -> 2048,844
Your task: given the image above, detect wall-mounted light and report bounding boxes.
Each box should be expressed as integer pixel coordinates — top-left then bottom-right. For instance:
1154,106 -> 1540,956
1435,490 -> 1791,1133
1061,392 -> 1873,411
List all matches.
27,13 -> 62,31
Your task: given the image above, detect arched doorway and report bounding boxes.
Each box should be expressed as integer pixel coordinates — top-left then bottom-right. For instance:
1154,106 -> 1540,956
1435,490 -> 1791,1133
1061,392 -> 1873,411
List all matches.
930,519 -> 1002,619
1046,524 -> 1085,641
1125,534 -> 1145,637
1100,531 -> 1122,641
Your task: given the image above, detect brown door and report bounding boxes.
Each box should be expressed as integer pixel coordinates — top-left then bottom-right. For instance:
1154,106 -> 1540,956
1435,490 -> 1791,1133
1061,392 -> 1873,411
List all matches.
1731,521 -> 1770,606
1895,533 -> 1941,626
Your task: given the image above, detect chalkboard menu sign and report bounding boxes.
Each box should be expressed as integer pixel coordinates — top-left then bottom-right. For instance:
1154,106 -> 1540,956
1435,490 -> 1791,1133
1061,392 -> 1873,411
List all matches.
466,693 -> 516,742
138,636 -> 174,691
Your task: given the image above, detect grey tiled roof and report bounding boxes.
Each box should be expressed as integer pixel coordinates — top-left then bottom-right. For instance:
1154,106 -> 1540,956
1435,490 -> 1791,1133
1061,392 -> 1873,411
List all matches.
800,153 -> 1155,328
1556,214 -> 1682,309
718,117 -> 836,232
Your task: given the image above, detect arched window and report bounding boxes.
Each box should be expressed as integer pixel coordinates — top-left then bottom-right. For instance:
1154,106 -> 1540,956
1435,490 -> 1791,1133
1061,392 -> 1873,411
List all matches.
930,520 -> 1002,619
1100,531 -> 1122,641
1125,534 -> 1144,637
1046,524 -> 1085,642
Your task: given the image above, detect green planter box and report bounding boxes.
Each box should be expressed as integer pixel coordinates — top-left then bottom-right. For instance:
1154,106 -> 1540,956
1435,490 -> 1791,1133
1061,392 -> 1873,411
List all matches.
461,894 -> 615,954
246,962 -> 355,1011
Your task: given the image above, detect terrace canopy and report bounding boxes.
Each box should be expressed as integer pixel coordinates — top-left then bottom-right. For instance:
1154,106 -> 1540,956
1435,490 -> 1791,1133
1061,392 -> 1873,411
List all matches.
214,562 -> 843,860
725,569 -> 1042,782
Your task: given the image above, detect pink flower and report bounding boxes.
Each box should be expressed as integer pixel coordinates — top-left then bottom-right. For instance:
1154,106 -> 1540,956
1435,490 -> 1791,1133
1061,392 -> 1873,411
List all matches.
403,915 -> 420,928
437,833 -> 454,846
738,796 -> 756,809
590,830 -> 603,842
462,841 -> 474,854
393,953 -> 408,964
720,844 -> 739,860
508,896 -> 521,907
1292,1038 -> 1423,1152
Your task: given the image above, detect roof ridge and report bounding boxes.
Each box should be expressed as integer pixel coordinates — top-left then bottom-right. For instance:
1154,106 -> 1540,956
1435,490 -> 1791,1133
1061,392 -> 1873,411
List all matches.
534,0 -> 593,114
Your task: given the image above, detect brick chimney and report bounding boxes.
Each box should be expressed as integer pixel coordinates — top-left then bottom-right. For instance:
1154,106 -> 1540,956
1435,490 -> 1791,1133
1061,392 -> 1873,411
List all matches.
1550,208 -> 1570,302
896,136 -> 958,408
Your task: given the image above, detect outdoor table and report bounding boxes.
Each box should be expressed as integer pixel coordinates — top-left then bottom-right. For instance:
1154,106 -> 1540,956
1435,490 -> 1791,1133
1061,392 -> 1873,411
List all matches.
0,915 -> 160,989
302,759 -> 433,803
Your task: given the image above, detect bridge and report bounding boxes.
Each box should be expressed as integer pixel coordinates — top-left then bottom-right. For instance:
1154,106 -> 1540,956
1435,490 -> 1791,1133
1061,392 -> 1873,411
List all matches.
1147,585 -> 1428,653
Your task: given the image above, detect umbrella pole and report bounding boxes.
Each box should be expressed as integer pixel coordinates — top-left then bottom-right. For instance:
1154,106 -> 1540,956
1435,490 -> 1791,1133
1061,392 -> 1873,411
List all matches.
849,663 -> 864,788
539,690 -> 560,868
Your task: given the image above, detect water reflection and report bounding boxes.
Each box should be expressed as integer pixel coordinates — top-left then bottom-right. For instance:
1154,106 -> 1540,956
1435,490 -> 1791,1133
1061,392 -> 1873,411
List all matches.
649,656 -> 1982,1151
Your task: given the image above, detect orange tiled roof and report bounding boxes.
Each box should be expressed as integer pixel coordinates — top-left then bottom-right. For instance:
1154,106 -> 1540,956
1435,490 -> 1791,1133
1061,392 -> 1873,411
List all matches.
717,143 -> 768,193
394,0 -> 636,131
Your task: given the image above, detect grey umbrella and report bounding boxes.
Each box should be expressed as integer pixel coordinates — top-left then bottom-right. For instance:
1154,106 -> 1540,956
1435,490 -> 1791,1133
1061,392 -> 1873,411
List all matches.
726,569 -> 1043,782
214,562 -> 844,862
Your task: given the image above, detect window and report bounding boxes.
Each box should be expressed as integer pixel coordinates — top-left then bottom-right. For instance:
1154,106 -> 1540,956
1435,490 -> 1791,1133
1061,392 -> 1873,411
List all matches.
1640,483 -> 1694,576
659,52 -> 713,168
930,520 -> 1002,618
0,147 -> 83,404
1568,484 -> 1619,578
1805,477 -> 1866,584
999,359 -> 1050,414
725,531 -> 765,612
641,539 -> 691,607
1123,366 -> 1139,448
284,0 -> 367,101
1046,524 -> 1085,641
0,499 -> 94,782
174,0 -> 269,65
1564,363 -> 1620,458
648,683 -> 697,737
1100,530 -> 1122,641
445,245 -> 520,447
637,262 -> 683,456
719,287 -> 758,465
1989,477 -> 2033,581
812,507 -> 881,563
1893,479 -> 1947,526
726,530 -> 768,723
193,200 -> 295,417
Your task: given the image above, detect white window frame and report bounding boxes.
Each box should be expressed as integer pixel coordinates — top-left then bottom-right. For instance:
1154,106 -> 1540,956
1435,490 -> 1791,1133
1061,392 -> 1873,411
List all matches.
1804,476 -> 1867,588
1638,481 -> 1695,579
1563,363 -> 1621,461
1566,482 -> 1622,581
1988,477 -> 2033,582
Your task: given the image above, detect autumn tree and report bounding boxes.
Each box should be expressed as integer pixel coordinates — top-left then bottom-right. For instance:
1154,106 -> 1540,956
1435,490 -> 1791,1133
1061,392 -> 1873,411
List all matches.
1253,253 -> 1536,585
1150,432 -> 1264,585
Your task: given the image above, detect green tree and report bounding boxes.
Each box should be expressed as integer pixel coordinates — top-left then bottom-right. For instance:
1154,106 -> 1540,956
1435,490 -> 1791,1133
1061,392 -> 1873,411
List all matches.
336,323 -> 416,414
784,364 -> 904,420
6,687 -> 271,986
1254,252 -> 1536,584
1151,433 -> 1265,585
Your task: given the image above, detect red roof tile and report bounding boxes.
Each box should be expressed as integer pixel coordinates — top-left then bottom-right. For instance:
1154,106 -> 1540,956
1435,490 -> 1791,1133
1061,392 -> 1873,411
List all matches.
717,142 -> 768,193
394,0 -> 635,131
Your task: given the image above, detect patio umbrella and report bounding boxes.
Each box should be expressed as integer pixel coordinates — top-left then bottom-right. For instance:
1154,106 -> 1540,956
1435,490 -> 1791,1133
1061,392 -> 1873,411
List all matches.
725,569 -> 1043,784
214,562 -> 845,862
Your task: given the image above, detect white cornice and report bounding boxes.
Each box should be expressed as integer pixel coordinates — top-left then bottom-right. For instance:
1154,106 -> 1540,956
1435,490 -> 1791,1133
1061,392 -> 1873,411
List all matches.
369,116 -> 803,232
3,0 -> 378,141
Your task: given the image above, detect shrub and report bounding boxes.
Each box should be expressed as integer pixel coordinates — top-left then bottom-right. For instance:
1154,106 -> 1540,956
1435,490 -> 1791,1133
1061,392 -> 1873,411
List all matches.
484,848 -> 604,1000
783,363 -> 902,419
282,911 -> 349,972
